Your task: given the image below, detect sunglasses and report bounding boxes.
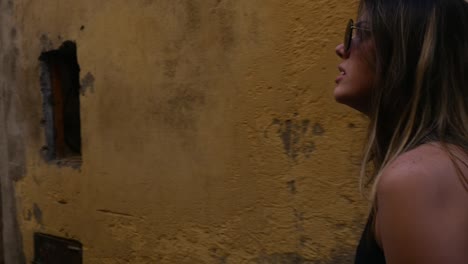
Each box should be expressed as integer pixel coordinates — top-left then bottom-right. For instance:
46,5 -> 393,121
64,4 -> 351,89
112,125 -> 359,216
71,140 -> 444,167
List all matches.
344,19 -> 371,53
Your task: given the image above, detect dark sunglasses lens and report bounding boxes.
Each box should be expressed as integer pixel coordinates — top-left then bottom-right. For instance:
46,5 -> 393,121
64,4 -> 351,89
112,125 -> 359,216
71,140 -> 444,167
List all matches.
344,19 -> 353,52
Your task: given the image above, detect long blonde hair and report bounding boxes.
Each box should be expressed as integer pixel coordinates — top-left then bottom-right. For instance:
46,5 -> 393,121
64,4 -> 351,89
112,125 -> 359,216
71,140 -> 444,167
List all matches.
359,0 -> 468,199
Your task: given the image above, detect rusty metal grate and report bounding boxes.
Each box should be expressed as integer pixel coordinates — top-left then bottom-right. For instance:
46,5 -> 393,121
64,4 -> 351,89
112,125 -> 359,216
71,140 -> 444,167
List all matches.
33,233 -> 82,264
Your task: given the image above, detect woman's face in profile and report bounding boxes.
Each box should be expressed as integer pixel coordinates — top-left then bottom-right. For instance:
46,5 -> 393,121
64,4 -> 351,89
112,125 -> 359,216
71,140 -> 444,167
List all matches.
334,13 -> 376,114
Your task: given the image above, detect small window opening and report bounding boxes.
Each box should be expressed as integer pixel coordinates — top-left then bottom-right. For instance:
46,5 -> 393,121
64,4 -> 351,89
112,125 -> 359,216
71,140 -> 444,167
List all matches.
39,41 -> 82,166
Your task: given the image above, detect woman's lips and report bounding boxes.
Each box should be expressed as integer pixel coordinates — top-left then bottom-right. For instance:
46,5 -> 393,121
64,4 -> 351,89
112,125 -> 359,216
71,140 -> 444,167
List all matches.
336,66 -> 346,84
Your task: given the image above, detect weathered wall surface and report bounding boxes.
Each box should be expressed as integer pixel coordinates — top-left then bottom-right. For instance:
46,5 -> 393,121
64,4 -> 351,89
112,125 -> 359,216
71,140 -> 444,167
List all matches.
0,0 -> 26,262
4,0 -> 368,263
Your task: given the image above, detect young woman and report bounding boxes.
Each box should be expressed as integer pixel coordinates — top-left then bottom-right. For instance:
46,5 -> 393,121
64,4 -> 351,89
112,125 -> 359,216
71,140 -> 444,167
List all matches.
334,0 -> 468,263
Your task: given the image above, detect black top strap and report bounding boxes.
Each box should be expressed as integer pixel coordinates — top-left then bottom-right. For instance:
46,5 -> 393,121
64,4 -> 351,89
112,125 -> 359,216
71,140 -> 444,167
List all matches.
354,210 -> 386,264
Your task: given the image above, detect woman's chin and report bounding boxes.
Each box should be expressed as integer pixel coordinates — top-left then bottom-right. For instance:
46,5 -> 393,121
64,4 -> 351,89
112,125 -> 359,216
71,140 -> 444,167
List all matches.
333,86 -> 352,105
334,93 -> 369,114
334,85 -> 370,114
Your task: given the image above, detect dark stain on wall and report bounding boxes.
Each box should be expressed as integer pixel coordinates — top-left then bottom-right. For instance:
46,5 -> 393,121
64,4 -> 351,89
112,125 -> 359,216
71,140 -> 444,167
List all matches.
0,3 -> 27,262
33,203 -> 43,225
287,180 -> 297,194
164,85 -> 206,130
10,27 -> 16,38
313,123 -> 324,135
7,133 -> 26,181
216,5 -> 236,50
265,118 -> 320,161
1,9 -> 27,264
40,34 -> 53,51
248,11 -> 260,43
2,45 -> 18,82
164,59 -> 178,78
185,0 -> 201,32
80,72 -> 95,95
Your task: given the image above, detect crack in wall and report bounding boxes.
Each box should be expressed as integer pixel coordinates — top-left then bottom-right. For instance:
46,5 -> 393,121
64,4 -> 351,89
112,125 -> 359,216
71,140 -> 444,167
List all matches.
96,209 -> 135,218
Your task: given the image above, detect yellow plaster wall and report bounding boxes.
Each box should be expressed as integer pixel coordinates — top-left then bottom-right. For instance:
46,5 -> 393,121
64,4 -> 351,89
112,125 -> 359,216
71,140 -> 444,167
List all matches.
13,0 -> 368,262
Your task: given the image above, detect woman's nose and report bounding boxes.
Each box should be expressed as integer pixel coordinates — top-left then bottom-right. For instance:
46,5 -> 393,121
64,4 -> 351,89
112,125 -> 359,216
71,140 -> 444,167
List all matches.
335,43 -> 347,59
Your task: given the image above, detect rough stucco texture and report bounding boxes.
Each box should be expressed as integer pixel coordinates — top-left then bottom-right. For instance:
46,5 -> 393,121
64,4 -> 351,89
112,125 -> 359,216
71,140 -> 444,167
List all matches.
11,0 -> 369,263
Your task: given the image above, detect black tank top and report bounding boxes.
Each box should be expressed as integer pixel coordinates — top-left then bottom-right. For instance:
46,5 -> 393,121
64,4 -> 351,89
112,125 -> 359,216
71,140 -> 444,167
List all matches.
354,211 -> 386,263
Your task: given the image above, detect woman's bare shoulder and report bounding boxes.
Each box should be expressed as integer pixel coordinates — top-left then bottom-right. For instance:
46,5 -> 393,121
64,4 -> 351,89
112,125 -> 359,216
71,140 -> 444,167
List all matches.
375,143 -> 468,264
378,142 -> 468,197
